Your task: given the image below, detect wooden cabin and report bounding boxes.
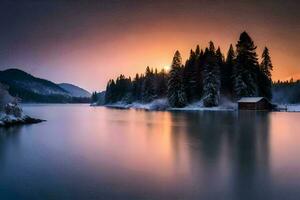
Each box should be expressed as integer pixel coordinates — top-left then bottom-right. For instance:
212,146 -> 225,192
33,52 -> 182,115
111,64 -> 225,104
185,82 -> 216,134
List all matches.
238,97 -> 272,111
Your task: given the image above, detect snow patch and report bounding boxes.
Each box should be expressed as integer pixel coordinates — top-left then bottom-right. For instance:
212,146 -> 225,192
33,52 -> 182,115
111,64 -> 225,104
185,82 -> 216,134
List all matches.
276,104 -> 300,112
169,99 -> 236,111
105,98 -> 236,111
106,99 -> 170,111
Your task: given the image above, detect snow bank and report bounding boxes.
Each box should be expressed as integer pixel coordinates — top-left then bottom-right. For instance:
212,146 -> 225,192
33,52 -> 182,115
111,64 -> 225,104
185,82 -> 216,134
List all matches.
287,105 -> 300,112
105,99 -> 170,111
104,98 -> 236,111
169,99 -> 236,111
276,104 -> 300,112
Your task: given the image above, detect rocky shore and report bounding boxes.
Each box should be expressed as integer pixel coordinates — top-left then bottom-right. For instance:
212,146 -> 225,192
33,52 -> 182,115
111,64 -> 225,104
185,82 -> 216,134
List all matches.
0,103 -> 44,127
0,114 -> 44,127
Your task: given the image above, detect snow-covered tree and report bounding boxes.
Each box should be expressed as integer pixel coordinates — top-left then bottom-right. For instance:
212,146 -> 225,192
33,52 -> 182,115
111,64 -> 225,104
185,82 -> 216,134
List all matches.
233,31 -> 259,99
257,47 -> 273,99
167,50 -> 187,107
202,43 -> 221,107
234,70 -> 252,98
203,70 -> 219,107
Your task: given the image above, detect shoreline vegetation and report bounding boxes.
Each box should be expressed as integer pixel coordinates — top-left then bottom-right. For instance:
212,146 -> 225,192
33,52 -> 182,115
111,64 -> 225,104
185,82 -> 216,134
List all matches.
93,32 -> 276,109
90,31 -> 300,112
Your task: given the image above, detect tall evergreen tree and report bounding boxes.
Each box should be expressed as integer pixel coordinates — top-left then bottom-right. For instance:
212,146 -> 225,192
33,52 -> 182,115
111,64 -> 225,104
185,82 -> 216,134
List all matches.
91,92 -> 98,103
156,69 -> 168,98
142,66 -> 156,102
233,31 -> 259,98
105,79 -> 116,103
183,49 -> 198,102
260,47 -> 273,79
132,74 -> 143,101
257,47 -> 273,99
221,44 -> 235,98
202,42 -> 221,107
194,48 -> 205,99
167,51 -> 187,107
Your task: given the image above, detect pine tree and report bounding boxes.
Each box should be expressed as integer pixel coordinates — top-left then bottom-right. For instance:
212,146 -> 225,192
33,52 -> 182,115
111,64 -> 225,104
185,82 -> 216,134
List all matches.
132,74 -> 142,101
156,69 -> 168,98
194,48 -> 205,99
142,66 -> 156,102
167,50 -> 187,107
183,49 -> 197,102
221,44 -> 235,98
260,47 -> 273,79
234,31 -> 259,99
202,43 -> 220,107
257,47 -> 273,99
203,69 -> 219,107
105,79 -> 116,103
91,92 -> 98,102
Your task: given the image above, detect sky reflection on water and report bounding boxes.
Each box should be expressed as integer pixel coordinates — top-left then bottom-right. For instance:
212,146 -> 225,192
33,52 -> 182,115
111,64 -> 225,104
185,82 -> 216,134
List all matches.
0,105 -> 299,200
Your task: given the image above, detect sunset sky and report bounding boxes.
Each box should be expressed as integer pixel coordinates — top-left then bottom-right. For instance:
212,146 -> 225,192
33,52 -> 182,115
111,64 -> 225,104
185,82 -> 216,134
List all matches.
0,0 -> 299,91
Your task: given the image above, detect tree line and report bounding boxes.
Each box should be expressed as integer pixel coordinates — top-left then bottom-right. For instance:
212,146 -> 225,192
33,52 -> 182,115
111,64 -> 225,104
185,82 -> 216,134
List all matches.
100,31 -> 273,107
272,79 -> 300,103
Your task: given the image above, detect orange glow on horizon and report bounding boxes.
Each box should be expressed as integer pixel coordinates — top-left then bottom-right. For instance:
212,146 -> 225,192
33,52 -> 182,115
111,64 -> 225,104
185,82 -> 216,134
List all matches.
14,18 -> 299,92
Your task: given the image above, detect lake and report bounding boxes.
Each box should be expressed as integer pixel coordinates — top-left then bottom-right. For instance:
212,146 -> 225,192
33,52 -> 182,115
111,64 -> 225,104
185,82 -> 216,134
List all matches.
0,104 -> 300,200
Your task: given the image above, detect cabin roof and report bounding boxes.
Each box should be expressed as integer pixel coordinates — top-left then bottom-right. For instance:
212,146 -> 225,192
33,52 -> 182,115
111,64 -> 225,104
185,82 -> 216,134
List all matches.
237,97 -> 265,103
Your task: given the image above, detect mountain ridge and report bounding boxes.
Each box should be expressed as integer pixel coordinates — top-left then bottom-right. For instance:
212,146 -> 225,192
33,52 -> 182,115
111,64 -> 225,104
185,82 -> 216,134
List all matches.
58,83 -> 91,98
0,68 -> 91,103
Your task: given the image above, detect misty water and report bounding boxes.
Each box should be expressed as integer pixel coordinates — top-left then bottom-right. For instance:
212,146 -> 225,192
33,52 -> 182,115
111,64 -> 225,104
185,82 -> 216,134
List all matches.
0,104 -> 300,200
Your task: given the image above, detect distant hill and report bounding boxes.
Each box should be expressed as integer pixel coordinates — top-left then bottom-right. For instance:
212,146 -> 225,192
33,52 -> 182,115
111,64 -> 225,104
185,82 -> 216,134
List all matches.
0,68 -> 90,103
59,83 -> 91,98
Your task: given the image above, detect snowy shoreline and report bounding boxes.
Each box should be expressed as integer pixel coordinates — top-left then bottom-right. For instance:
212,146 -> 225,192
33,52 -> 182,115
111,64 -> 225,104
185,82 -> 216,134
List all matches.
0,113 -> 44,127
94,99 -> 237,112
0,103 -> 45,127
93,100 -> 300,112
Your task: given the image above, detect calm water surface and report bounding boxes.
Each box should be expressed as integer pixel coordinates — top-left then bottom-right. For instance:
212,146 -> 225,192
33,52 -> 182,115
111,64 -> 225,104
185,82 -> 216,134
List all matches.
0,104 -> 300,200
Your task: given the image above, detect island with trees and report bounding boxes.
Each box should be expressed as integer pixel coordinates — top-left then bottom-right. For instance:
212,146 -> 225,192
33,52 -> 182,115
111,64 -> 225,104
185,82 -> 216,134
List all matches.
93,31 -> 274,110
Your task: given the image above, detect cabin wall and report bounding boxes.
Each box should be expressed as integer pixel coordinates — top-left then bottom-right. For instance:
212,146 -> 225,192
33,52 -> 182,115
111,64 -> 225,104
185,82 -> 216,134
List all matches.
238,99 -> 271,110
257,99 -> 272,110
238,103 -> 256,110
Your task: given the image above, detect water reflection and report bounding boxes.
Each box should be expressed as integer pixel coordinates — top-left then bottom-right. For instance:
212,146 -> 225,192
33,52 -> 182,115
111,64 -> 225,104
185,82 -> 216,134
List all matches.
0,126 -> 22,166
168,111 -> 271,199
0,105 -> 299,200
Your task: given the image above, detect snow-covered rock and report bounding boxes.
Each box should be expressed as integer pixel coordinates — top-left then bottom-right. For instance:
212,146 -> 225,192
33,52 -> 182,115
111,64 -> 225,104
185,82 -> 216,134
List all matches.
0,113 -> 44,127
4,103 -> 23,117
0,103 -> 44,127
